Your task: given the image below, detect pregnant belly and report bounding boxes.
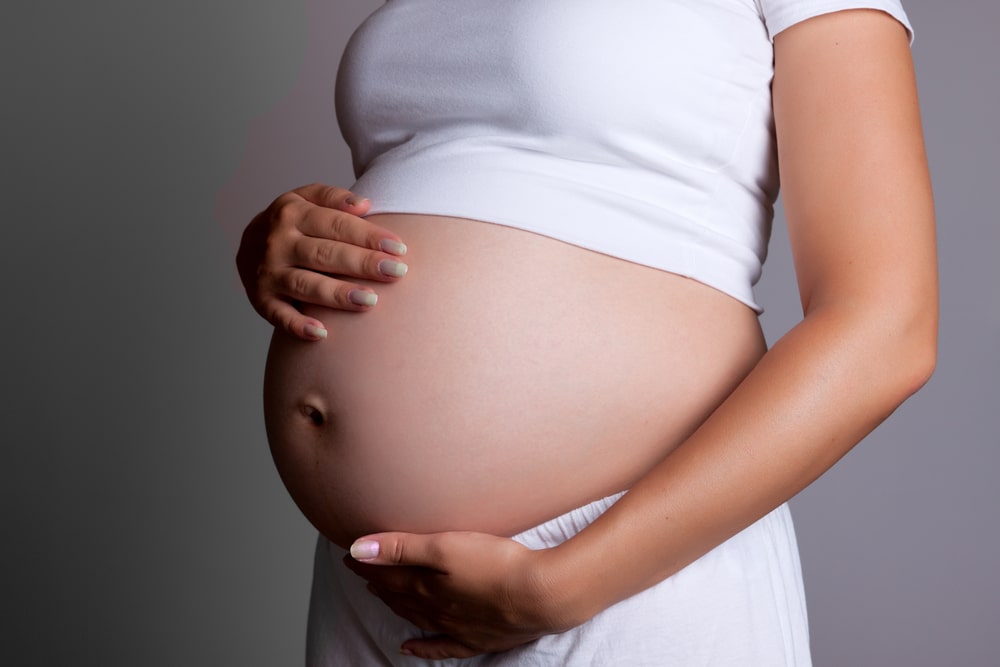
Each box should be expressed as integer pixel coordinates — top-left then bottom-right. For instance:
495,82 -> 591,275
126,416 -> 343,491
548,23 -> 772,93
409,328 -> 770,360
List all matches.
263,214 -> 765,548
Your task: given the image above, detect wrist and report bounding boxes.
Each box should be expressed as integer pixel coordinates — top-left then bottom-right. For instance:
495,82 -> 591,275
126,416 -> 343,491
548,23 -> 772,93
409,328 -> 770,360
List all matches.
526,544 -> 605,632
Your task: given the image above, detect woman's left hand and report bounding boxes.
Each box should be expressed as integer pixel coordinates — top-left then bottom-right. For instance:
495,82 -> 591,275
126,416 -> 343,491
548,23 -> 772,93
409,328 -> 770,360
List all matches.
343,531 -> 575,660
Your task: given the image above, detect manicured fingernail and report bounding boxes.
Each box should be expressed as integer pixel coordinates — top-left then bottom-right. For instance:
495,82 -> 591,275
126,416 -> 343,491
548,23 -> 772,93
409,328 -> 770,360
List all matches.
399,647 -> 415,656
303,324 -> 327,340
344,195 -> 369,207
379,238 -> 408,256
350,539 -> 379,560
378,259 -> 408,277
349,289 -> 378,307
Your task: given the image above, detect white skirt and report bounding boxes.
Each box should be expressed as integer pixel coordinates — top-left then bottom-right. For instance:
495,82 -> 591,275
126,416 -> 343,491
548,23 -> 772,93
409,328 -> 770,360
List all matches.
306,494 -> 811,666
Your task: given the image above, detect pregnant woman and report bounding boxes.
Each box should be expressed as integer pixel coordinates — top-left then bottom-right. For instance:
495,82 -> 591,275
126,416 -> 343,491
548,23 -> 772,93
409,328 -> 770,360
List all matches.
238,1 -> 936,665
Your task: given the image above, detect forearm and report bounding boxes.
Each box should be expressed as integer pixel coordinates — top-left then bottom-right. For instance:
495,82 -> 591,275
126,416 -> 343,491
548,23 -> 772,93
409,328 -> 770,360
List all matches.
544,301 -> 936,623
340,13 -> 936,660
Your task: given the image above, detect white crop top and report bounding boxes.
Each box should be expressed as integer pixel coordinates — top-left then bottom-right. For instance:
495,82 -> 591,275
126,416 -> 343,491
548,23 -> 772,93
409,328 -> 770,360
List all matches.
337,0 -> 912,311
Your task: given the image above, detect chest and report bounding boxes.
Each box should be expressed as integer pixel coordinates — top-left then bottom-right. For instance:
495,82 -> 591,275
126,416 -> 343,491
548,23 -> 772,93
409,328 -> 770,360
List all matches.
337,0 -> 775,171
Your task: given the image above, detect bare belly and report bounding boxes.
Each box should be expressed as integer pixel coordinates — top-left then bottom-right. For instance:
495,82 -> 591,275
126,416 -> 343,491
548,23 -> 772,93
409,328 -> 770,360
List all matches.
263,214 -> 766,548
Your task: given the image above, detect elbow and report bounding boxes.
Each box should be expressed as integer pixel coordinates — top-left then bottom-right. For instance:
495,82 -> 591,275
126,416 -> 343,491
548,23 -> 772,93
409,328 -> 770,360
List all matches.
815,289 -> 938,405
900,327 -> 937,397
903,279 -> 939,394
879,297 -> 938,401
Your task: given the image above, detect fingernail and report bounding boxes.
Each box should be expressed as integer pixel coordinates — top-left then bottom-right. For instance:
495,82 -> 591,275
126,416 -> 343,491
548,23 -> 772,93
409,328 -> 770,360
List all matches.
303,324 -> 328,340
399,647 -> 415,656
350,539 -> 379,560
379,238 -> 408,256
349,289 -> 378,307
378,259 -> 408,277
344,195 -> 369,207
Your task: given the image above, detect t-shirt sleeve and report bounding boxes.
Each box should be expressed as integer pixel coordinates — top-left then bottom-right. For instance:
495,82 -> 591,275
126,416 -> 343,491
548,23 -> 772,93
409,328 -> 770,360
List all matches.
753,0 -> 914,44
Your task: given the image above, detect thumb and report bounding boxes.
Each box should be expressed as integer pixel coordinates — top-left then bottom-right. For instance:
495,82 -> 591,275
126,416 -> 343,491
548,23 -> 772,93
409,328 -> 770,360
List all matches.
349,532 -> 445,568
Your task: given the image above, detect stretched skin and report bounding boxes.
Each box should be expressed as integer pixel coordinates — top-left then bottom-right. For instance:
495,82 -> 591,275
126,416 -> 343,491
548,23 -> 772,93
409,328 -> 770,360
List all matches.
347,10 -> 938,660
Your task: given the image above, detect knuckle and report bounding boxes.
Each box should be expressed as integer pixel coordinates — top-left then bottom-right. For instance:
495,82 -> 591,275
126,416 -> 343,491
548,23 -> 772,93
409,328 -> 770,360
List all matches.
312,182 -> 344,207
285,271 -> 313,298
328,186 -> 351,207
270,191 -> 299,213
312,241 -> 340,268
292,182 -> 325,202
260,234 -> 282,265
366,230 -> 386,250
385,538 -> 407,565
314,280 -> 347,309
262,302 -> 286,329
326,213 -> 350,240
332,284 -> 357,308
272,198 -> 304,230
254,262 -> 276,286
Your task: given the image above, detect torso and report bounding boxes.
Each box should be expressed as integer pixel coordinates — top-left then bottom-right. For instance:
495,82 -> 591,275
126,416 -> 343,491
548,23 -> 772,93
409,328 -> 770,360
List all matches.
264,214 -> 766,548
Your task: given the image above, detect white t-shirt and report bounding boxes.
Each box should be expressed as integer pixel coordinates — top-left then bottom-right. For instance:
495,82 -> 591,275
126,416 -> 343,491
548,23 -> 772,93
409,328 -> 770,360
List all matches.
337,0 -> 912,311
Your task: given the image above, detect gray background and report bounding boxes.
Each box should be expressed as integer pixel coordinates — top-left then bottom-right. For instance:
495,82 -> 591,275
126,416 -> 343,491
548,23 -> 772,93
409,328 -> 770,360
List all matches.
1,0 -> 996,665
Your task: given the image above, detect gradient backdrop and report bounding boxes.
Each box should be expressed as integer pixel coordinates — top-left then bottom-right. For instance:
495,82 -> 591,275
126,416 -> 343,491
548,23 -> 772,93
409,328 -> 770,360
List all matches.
2,1 -> 997,665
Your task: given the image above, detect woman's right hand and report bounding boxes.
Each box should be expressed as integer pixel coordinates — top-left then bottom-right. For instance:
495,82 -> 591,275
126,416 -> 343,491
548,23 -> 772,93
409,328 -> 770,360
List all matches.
236,183 -> 408,341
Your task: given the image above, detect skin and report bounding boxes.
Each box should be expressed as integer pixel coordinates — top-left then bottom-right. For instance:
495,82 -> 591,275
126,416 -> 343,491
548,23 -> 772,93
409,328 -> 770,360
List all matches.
333,10 -> 938,660
238,8 -> 937,663
262,211 -> 767,550
236,183 -> 408,341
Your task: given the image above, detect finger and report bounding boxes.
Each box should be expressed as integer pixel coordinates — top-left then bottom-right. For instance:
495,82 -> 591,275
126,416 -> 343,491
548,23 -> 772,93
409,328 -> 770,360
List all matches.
401,637 -> 483,661
258,296 -> 329,341
341,195 -> 372,216
299,206 -> 407,257
344,559 -> 435,599
271,268 -> 381,312
292,236 -> 408,282
293,184 -> 397,250
293,182 -> 358,209
348,532 -> 449,569
365,586 -> 440,633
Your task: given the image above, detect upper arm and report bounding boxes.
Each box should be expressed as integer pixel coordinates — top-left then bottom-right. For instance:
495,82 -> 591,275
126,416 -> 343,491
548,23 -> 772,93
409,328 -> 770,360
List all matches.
772,9 -> 936,319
